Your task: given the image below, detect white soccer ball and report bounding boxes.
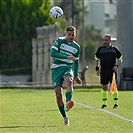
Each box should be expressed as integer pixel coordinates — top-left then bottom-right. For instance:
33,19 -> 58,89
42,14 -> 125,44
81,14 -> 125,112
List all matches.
49,6 -> 63,20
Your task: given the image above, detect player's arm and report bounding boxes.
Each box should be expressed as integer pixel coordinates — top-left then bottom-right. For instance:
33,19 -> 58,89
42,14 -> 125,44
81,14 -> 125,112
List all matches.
95,49 -> 100,76
73,60 -> 79,77
73,46 -> 82,84
115,47 -> 123,66
115,51 -> 123,67
113,57 -> 123,72
51,48 -> 76,61
113,54 -> 123,72
50,47 -> 68,59
115,57 -> 123,67
50,39 -> 68,59
73,46 -> 80,77
95,60 -> 100,76
113,48 -> 123,71
74,60 -> 82,84
50,39 -> 76,60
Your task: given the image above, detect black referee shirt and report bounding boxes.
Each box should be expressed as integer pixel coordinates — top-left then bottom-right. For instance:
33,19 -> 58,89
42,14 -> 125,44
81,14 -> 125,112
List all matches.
95,45 -> 122,69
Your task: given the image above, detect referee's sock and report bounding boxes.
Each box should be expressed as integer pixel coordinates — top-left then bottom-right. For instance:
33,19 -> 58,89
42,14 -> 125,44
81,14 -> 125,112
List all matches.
113,90 -> 118,105
102,90 -> 108,105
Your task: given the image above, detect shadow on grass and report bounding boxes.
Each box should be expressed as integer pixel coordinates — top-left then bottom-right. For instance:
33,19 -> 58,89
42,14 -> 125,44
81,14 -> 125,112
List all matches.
43,109 -> 57,111
74,88 -> 101,92
0,125 -> 55,128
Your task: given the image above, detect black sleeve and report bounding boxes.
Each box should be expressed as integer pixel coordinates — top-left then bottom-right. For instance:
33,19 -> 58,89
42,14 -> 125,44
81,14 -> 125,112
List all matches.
115,47 -> 122,59
95,47 -> 101,59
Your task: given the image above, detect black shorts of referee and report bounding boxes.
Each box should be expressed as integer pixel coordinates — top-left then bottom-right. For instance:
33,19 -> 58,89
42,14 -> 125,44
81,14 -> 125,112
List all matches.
101,68 -> 115,85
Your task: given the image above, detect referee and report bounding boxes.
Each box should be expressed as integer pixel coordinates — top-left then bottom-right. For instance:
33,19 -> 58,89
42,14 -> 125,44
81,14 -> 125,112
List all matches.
95,34 -> 123,109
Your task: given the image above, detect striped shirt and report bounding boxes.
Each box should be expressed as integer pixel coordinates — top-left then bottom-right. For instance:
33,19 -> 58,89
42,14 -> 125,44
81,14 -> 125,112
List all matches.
51,37 -> 80,69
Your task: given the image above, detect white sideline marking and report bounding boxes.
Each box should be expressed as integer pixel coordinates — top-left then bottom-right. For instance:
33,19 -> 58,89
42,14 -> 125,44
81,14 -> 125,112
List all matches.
75,101 -> 133,123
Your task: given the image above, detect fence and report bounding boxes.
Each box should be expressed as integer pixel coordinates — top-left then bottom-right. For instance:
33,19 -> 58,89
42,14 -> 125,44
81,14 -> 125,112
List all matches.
32,24 -> 59,85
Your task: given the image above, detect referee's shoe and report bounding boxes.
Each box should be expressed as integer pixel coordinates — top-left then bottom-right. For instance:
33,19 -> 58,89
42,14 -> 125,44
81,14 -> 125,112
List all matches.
101,104 -> 107,109
113,104 -> 119,109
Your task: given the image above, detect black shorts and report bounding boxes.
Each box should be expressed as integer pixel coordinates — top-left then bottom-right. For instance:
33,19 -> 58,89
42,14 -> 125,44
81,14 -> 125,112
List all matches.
100,69 -> 114,84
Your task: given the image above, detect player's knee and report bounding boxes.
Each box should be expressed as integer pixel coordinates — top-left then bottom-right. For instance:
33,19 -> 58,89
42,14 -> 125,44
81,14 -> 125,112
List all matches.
55,92 -> 62,99
66,77 -> 73,86
103,88 -> 108,91
102,86 -> 108,91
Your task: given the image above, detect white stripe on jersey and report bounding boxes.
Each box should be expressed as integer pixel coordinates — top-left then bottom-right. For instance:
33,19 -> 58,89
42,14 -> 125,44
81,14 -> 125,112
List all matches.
51,64 -> 70,68
75,57 -> 79,60
57,57 -> 79,63
58,58 -> 73,63
52,46 -> 58,51
60,44 -> 78,54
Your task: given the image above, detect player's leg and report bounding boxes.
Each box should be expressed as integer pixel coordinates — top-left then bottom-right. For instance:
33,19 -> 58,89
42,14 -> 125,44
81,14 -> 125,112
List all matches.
64,76 -> 73,102
101,84 -> 108,108
113,90 -> 119,108
101,69 -> 110,108
54,86 -> 67,117
64,68 -> 74,111
54,86 -> 69,125
51,68 -> 69,125
64,76 -> 74,111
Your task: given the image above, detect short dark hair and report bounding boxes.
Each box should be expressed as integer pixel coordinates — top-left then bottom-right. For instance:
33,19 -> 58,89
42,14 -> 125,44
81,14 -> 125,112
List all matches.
66,26 -> 76,32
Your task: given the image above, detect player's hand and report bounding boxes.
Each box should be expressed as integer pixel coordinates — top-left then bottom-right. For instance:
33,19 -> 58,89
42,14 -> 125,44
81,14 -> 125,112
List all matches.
75,77 -> 82,84
68,56 -> 76,61
96,70 -> 100,76
113,66 -> 117,72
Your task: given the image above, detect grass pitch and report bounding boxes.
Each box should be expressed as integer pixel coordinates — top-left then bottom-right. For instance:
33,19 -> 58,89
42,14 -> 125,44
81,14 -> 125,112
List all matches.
0,88 -> 133,133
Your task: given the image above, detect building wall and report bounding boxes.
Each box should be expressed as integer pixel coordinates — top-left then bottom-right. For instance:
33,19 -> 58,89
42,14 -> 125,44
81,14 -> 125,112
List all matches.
115,1 -> 133,90
117,1 -> 133,79
90,2 -> 105,35
89,1 -> 116,36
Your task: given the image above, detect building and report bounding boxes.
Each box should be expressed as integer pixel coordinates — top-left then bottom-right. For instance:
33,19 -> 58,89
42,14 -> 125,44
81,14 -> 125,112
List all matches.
88,0 -> 116,36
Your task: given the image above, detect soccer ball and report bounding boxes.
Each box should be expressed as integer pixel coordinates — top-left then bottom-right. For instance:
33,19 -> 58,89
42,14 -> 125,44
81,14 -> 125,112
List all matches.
49,6 -> 63,20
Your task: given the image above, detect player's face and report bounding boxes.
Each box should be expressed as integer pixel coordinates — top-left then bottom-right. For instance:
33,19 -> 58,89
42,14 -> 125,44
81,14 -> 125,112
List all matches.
65,31 -> 76,43
103,36 -> 110,43
103,36 -> 110,46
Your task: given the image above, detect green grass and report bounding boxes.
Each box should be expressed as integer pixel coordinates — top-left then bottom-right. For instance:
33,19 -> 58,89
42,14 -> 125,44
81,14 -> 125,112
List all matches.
0,88 -> 133,133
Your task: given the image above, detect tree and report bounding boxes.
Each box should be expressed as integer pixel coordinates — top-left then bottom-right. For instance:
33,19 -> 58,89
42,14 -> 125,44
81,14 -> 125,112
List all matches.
61,0 -> 87,27
79,25 -> 102,63
0,0 -> 53,73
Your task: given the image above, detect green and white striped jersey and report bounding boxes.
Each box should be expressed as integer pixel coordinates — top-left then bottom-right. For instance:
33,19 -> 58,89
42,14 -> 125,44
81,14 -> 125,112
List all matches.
50,37 -> 80,70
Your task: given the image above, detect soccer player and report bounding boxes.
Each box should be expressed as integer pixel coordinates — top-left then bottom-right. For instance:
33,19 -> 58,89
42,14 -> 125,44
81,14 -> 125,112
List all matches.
50,26 -> 82,125
95,34 -> 123,109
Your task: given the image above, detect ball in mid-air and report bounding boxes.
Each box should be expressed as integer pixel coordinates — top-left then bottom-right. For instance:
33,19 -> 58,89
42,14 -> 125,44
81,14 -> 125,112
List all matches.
49,6 -> 63,20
